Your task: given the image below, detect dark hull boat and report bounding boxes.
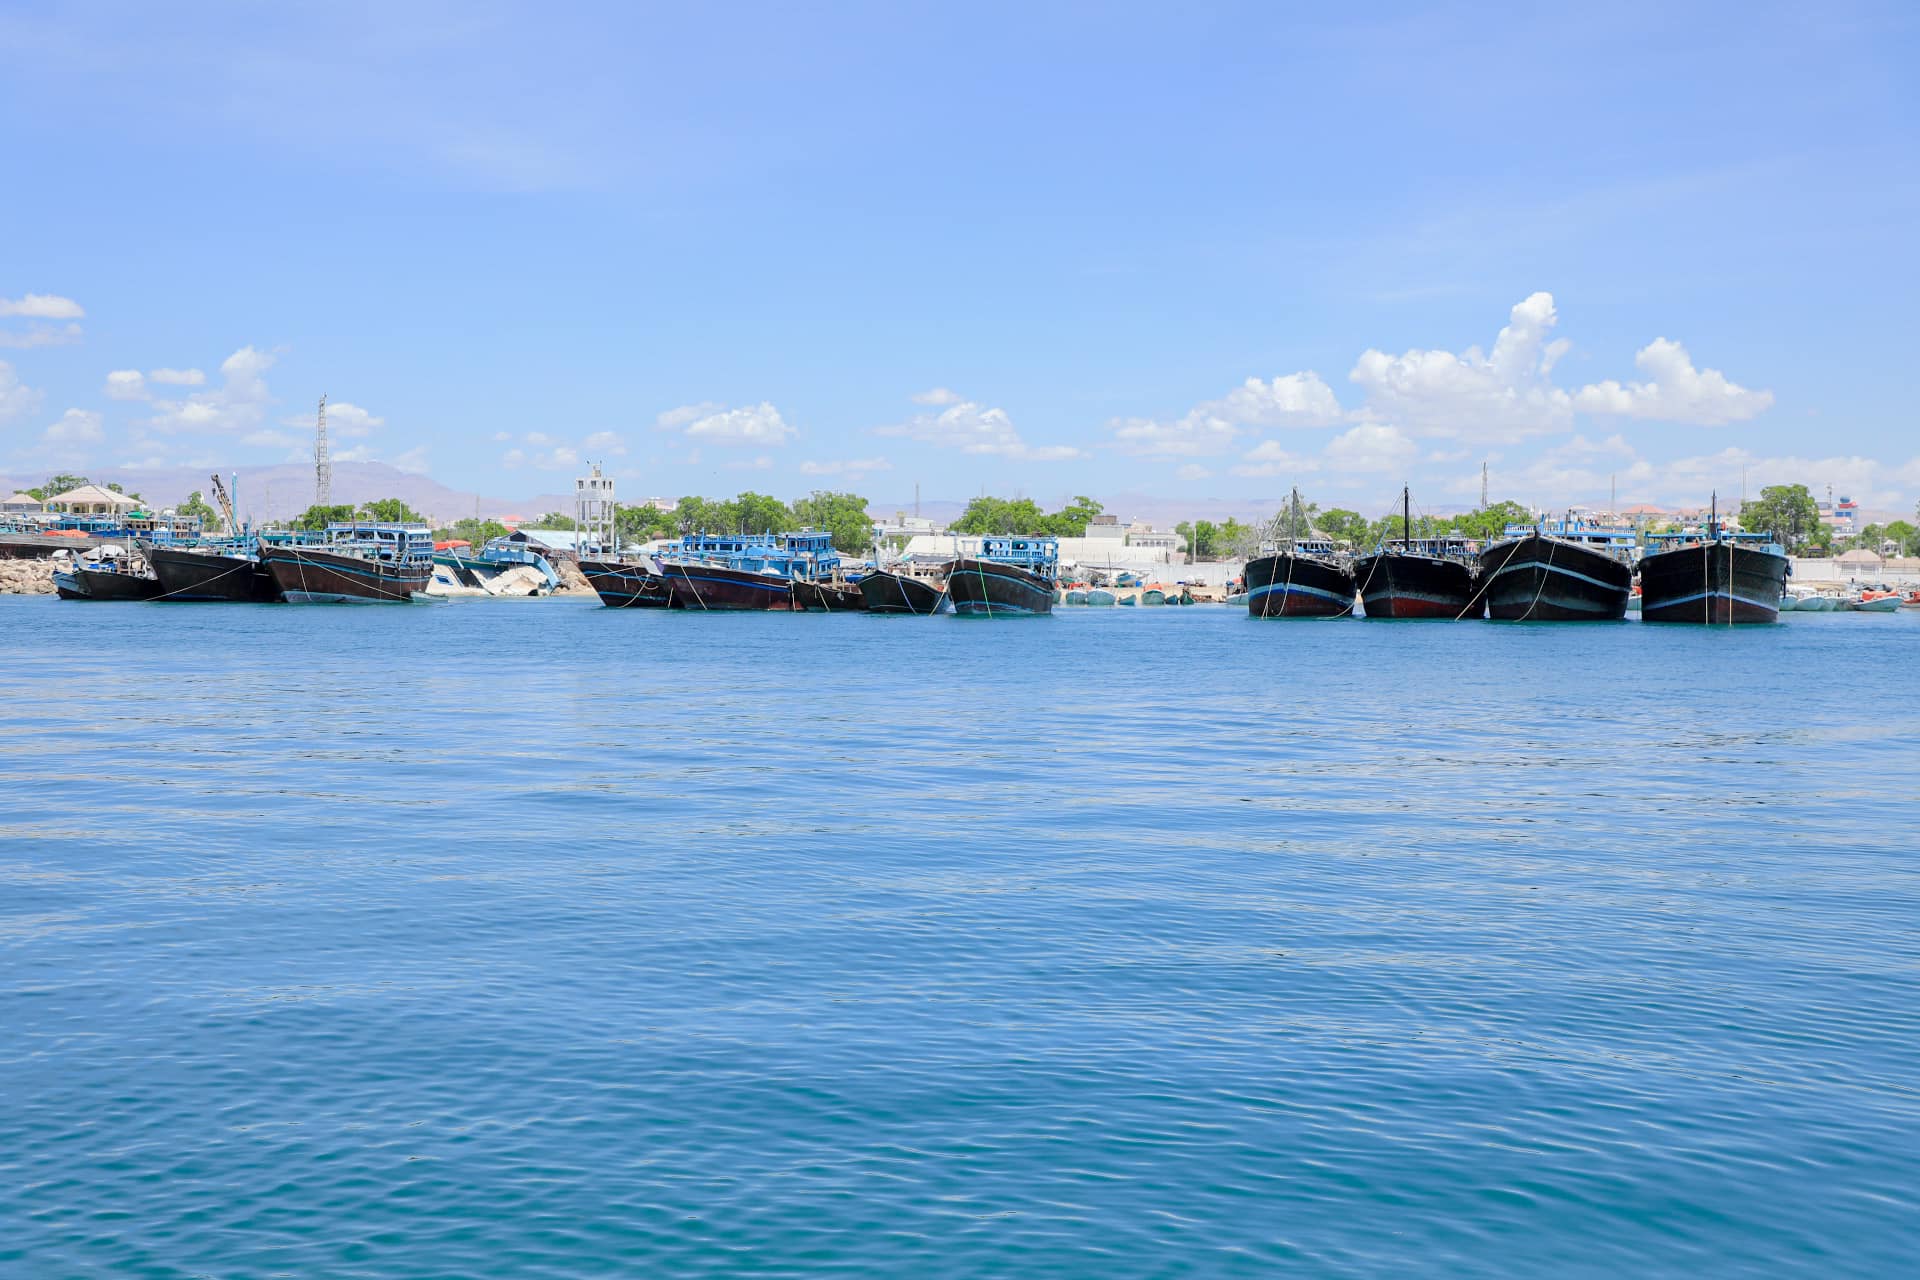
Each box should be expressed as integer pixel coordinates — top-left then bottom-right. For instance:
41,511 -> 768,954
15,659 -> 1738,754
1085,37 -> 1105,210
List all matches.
1479,535 -> 1631,621
791,579 -> 867,612
579,559 -> 675,609
53,565 -> 163,601
260,545 -> 432,603
660,561 -> 796,610
945,557 -> 1054,616
1244,553 -> 1356,618
1353,551 -> 1477,618
149,547 -> 281,603
857,570 -> 947,615
1639,543 -> 1789,624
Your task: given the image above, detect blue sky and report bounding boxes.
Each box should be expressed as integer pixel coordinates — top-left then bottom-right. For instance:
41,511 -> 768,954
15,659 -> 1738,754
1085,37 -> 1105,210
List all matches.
2,1 -> 1916,515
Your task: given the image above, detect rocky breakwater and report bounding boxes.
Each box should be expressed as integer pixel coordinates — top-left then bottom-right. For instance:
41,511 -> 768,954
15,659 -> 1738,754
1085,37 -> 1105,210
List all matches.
0,558 -> 56,594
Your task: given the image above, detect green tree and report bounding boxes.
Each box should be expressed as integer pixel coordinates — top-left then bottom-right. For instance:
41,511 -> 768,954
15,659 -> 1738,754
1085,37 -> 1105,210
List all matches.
533,512 -> 577,530
1045,495 -> 1105,537
615,504 -> 679,542
731,491 -> 793,535
177,490 -> 222,530
1316,508 -> 1369,547
951,496 -> 1049,535
292,503 -> 359,530
357,497 -> 426,524
1740,484 -> 1820,551
1884,519 -> 1919,557
791,490 -> 874,554
1215,516 -> 1261,558
33,473 -> 92,500
432,517 -> 511,544
1446,501 -> 1533,540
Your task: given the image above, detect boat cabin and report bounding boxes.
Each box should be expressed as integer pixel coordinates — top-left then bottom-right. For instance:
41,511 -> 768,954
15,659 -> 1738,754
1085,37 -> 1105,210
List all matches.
321,522 -> 435,564
979,535 -> 1059,577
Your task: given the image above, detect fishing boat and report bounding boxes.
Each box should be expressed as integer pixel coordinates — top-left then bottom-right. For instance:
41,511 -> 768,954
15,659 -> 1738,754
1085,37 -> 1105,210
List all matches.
1353,487 -> 1478,619
1850,591 -> 1903,613
1140,587 -> 1166,606
1477,513 -> 1634,621
945,535 -> 1059,616
657,530 -> 842,611
1775,591 -> 1798,612
856,566 -> 950,615
1637,497 -> 1789,624
260,522 -> 435,603
791,576 -> 868,612
1064,588 -> 1090,606
578,557 -> 676,608
148,544 -> 282,603
52,552 -> 163,601
1245,489 -> 1356,618
1086,588 -> 1117,606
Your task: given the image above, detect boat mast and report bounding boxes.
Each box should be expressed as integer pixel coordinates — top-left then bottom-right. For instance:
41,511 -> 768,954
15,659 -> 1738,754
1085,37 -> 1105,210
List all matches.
1403,484 -> 1411,548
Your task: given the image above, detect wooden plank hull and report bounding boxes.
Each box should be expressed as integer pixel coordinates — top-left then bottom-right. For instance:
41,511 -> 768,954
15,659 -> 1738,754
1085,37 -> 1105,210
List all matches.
944,558 -> 1054,616
149,548 -> 282,602
791,579 -> 868,612
1479,535 -> 1631,621
1353,551 -> 1477,619
579,559 -> 675,609
856,570 -> 947,615
660,562 -> 796,610
1638,543 -> 1787,624
260,545 -> 431,603
1245,553 -> 1356,618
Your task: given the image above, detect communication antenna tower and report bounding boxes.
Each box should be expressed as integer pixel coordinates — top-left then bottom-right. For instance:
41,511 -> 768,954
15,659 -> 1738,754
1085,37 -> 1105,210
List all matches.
314,393 -> 332,507
1480,460 -> 1488,510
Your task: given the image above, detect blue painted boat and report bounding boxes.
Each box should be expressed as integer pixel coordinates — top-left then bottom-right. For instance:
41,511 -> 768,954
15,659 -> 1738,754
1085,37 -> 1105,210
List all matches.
946,536 -> 1059,616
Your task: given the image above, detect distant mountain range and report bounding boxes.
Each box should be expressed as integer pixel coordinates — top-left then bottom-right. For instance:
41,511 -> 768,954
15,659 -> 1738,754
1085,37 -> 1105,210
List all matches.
0,462 -> 576,526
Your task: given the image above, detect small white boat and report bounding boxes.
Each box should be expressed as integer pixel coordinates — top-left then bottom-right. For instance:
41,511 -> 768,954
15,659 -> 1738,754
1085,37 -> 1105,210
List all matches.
1852,593 -> 1903,613
1776,592 -> 1798,612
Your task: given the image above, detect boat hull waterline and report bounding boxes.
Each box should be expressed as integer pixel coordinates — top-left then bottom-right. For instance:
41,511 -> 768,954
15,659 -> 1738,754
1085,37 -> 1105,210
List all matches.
1244,553 -> 1357,618
945,557 -> 1055,616
660,561 -> 797,611
148,547 -> 282,603
1353,552 -> 1478,619
1478,535 -> 1632,622
261,545 -> 433,604
856,570 -> 949,615
52,566 -> 164,601
579,559 -> 675,609
1638,543 -> 1789,624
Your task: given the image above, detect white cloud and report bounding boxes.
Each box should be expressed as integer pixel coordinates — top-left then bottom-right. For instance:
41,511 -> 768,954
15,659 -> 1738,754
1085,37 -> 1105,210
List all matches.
105,369 -> 149,401
1349,291 -> 1574,443
149,367 -> 205,386
1231,439 -> 1320,479
43,408 -> 103,444
799,456 -> 893,477
241,429 -> 301,449
1572,338 -> 1774,425
492,430 -> 512,442
725,454 -> 775,471
1176,464 -> 1213,481
0,293 -> 84,319
147,345 -> 277,434
876,394 -> 1084,461
390,445 -> 431,474
911,387 -> 963,406
0,322 -> 83,349
583,430 -> 627,456
1108,371 -> 1346,458
0,360 -> 44,423
500,432 -> 579,470
674,402 -> 795,447
324,402 -> 385,438
655,401 -> 725,430
1323,423 -> 1419,473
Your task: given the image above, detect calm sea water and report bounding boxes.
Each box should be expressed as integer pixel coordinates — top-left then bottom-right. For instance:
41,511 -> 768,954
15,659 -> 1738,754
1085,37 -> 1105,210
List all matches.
3,596 -> 1917,1278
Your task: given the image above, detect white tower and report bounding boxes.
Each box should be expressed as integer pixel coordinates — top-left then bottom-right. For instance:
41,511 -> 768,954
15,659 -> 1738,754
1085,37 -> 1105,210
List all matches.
576,461 -> 615,554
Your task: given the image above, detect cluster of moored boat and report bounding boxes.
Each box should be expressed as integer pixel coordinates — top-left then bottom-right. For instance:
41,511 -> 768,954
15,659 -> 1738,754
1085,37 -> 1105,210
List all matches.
41,491 -> 1914,625
52,523 -> 439,603
579,532 -> 1061,615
